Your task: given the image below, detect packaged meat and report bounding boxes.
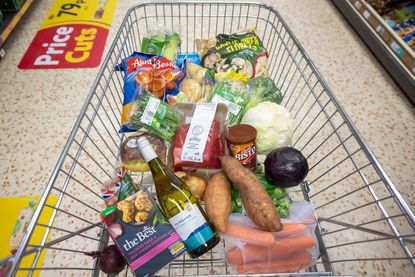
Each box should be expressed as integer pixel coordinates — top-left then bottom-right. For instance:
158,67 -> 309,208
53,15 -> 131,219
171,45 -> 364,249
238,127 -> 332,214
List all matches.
169,103 -> 229,179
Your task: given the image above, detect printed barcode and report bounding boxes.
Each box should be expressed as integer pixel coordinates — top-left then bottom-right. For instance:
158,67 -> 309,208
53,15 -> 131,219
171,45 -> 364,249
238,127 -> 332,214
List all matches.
211,94 -> 241,116
141,97 -> 161,126
144,111 -> 155,124
228,102 -> 241,116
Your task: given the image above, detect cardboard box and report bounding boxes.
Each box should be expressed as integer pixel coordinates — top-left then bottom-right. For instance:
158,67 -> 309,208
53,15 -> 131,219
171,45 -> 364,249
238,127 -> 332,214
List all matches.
102,189 -> 185,277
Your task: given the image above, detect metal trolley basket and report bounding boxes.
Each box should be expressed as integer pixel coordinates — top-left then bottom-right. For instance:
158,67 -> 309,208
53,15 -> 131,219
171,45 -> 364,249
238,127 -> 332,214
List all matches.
5,1 -> 415,276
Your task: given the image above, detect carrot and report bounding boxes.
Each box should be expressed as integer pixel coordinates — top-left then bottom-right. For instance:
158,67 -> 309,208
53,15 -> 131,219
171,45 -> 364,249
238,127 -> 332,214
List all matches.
236,251 -> 312,274
274,223 -> 307,239
223,221 -> 275,246
227,235 -> 315,265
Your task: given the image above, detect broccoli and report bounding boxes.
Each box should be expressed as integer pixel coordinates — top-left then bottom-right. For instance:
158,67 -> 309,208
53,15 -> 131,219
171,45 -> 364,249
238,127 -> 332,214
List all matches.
241,77 -> 283,116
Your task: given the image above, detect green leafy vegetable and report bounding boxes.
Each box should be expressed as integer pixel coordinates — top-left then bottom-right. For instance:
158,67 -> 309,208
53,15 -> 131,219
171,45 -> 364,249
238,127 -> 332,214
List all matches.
162,33 -> 180,61
152,210 -> 170,226
231,185 -> 243,213
141,32 -> 181,61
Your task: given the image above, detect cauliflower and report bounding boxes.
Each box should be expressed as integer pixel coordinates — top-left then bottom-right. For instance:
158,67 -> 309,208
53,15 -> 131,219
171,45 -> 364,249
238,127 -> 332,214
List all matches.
241,101 -> 293,154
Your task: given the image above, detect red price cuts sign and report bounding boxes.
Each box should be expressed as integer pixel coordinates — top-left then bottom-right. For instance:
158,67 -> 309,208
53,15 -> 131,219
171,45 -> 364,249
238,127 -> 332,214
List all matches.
19,0 -> 117,69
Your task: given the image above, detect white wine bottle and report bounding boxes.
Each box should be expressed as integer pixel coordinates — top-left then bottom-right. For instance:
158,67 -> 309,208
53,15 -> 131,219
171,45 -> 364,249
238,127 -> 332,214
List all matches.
136,136 -> 220,258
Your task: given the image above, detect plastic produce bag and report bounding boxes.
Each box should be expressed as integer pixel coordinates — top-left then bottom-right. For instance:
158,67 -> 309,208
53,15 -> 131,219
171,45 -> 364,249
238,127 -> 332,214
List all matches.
196,28 -> 268,81
222,201 -> 319,275
120,90 -> 179,141
175,62 -> 215,103
206,79 -> 249,126
140,26 -> 181,61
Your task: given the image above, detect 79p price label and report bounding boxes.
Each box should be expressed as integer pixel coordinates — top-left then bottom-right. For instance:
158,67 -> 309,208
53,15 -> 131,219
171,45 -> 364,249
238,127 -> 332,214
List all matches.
50,0 -> 86,18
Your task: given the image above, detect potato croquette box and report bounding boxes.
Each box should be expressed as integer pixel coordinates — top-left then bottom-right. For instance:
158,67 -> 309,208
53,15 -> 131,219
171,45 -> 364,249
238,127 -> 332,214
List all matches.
102,189 -> 185,277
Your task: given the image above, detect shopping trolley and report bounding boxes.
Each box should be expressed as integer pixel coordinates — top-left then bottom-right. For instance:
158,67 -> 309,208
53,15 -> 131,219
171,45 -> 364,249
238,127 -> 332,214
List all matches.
4,1 -> 415,276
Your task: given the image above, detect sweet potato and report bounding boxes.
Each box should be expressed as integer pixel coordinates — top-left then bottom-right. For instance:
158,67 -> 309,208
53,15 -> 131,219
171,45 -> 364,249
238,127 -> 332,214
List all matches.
220,156 -> 281,231
204,172 -> 231,232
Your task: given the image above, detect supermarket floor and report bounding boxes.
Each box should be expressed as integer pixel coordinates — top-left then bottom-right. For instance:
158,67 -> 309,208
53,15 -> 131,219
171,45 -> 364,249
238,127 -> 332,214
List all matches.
0,0 -> 414,276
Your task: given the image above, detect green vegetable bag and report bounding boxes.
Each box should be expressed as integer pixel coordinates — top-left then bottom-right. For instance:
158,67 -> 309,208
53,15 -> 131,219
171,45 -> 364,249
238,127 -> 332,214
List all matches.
206,80 -> 249,126
129,90 -> 179,141
141,32 -> 180,61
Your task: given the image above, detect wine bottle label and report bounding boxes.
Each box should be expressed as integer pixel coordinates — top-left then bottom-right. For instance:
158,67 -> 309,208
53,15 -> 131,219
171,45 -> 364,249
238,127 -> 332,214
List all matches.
181,103 -> 217,163
168,203 -> 214,251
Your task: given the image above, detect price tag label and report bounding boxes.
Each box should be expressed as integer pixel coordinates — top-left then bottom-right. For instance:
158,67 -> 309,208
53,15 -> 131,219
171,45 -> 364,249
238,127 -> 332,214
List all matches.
376,25 -> 385,35
363,10 -> 370,19
354,1 -> 362,9
390,41 -> 404,57
211,94 -> 242,116
141,97 -> 161,126
51,0 -> 85,18
181,104 -> 217,163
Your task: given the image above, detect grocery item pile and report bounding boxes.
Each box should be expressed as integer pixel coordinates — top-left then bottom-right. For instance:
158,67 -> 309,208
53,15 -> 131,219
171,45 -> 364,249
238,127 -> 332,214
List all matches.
91,27 -> 319,276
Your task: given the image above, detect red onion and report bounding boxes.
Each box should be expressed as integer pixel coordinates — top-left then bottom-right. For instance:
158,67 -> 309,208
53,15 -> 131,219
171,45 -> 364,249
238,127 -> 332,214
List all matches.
85,245 -> 126,274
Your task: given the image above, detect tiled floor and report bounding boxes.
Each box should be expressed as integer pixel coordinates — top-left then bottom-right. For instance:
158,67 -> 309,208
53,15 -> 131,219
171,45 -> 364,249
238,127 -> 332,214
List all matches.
1,0 -> 414,276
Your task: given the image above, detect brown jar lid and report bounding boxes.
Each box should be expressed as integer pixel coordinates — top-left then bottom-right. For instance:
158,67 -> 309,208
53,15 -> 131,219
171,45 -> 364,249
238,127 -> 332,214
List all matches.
225,124 -> 257,144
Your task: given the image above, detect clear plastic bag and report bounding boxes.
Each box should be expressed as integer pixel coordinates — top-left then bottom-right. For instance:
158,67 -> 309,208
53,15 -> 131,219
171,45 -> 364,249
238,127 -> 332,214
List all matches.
206,79 -> 250,126
140,25 -> 181,61
222,201 -> 319,275
121,90 -> 180,141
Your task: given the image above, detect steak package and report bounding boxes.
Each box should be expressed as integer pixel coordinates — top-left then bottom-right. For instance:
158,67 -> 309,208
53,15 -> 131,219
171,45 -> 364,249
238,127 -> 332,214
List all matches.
170,103 -> 229,178
173,119 -> 223,170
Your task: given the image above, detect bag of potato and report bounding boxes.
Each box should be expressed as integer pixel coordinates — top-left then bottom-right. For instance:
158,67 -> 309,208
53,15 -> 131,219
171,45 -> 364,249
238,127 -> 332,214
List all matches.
196,29 -> 269,82
175,62 -> 215,103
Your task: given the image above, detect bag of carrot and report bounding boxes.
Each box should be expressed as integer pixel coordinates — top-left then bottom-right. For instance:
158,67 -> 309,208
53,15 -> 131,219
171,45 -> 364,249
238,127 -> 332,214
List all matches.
221,201 -> 319,274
